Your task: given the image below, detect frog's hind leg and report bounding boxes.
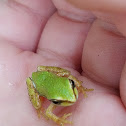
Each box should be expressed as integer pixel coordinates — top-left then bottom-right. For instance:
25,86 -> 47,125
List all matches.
45,103 -> 72,126
68,75 -> 94,98
26,77 -> 44,117
37,66 -> 71,77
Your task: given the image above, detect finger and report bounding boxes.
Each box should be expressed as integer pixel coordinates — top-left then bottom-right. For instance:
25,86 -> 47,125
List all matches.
52,0 -> 95,22
65,0 -> 126,38
37,0 -> 95,70
0,0 -> 55,51
66,0 -> 126,12
37,13 -> 91,70
93,11 -> 126,39
82,19 -> 126,89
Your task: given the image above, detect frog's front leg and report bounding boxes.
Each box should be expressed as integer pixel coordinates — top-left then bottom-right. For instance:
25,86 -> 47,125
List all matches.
26,77 -> 44,117
46,103 -> 72,126
68,75 -> 94,98
37,66 -> 70,77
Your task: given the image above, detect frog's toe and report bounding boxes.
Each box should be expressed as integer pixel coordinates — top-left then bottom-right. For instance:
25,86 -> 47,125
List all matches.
80,86 -> 94,98
57,113 -> 72,126
61,113 -> 72,120
58,120 -> 72,126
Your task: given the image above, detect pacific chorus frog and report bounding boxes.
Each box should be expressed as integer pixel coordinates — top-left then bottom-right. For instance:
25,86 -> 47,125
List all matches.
26,66 -> 93,126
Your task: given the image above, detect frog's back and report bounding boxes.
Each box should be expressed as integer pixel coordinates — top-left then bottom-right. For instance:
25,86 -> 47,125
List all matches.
32,71 -> 74,100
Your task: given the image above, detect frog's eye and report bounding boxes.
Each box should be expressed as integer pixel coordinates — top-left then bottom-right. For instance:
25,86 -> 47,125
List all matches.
51,100 -> 62,105
69,79 -> 75,89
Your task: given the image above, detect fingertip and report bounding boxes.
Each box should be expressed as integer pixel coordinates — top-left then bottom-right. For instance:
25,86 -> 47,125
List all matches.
66,0 -> 126,12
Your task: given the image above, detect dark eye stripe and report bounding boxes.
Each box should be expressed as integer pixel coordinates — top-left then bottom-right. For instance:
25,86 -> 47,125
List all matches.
50,99 -> 74,105
50,100 -> 62,105
69,79 -> 75,89
69,79 -> 78,99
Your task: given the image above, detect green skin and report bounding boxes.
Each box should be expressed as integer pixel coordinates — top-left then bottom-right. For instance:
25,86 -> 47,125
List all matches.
32,71 -> 78,105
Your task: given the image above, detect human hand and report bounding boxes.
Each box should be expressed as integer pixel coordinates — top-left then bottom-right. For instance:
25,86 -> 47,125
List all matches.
0,0 -> 126,126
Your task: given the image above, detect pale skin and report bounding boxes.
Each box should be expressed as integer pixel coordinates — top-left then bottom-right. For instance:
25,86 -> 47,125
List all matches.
1,0 -> 126,126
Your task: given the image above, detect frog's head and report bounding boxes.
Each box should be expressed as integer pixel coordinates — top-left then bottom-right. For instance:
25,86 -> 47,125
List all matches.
50,79 -> 78,106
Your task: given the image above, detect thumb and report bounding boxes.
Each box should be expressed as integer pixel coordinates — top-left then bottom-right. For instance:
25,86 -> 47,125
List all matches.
66,0 -> 126,12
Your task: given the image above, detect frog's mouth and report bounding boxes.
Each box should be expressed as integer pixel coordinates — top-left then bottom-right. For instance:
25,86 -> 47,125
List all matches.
50,99 -> 75,106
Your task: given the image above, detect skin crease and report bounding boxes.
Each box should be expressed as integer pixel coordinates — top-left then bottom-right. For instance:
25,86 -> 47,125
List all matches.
0,0 -> 126,126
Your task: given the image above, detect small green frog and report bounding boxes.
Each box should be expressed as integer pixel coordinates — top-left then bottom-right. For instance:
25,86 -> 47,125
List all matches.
26,66 -> 93,126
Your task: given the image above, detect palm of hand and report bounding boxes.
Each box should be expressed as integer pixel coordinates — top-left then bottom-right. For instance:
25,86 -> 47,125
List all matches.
0,0 -> 126,126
